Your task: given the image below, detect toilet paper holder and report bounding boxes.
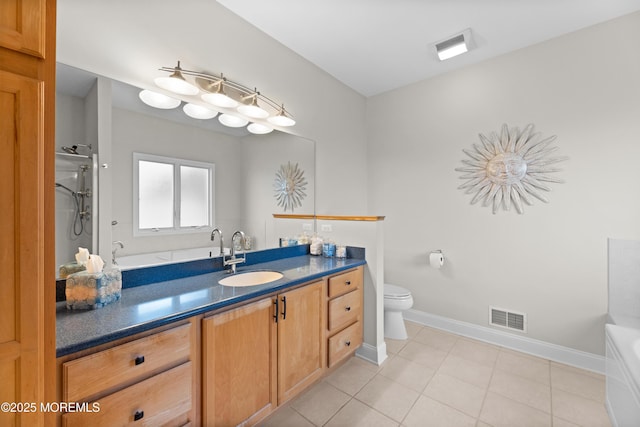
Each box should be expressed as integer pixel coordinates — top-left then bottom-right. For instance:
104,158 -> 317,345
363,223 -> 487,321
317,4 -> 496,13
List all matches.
429,250 -> 444,268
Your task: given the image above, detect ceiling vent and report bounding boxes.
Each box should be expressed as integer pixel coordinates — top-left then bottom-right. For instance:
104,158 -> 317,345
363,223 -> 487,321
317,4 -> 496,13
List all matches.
434,28 -> 473,61
489,306 -> 527,333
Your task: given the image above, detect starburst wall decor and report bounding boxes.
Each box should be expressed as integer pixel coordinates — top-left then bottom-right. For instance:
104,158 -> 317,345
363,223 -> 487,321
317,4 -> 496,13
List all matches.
274,161 -> 308,212
456,124 -> 567,214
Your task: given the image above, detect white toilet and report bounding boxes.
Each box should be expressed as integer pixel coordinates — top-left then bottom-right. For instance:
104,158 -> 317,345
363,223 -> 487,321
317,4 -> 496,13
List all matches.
383,284 -> 414,340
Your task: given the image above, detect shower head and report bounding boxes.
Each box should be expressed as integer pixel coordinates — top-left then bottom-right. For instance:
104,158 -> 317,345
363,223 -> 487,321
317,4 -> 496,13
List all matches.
61,146 -> 78,155
61,144 -> 92,155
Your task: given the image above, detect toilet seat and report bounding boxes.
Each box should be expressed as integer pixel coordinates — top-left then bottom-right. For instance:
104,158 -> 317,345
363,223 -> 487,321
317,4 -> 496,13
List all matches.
384,284 -> 411,299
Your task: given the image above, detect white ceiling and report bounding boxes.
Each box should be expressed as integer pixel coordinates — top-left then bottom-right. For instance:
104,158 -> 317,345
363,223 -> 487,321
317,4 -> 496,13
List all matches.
216,0 -> 640,96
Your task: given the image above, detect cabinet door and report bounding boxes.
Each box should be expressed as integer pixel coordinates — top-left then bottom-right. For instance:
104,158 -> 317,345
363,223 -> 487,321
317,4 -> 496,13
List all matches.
0,0 -> 46,57
277,281 -> 325,403
203,298 -> 277,426
0,69 -> 45,427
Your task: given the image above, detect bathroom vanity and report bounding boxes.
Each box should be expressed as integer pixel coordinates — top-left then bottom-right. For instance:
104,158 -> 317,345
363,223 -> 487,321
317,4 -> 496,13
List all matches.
55,249 -> 365,426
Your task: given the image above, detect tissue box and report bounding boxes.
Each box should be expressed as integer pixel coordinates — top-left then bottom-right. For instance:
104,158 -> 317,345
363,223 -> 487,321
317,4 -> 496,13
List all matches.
59,262 -> 86,279
66,268 -> 122,310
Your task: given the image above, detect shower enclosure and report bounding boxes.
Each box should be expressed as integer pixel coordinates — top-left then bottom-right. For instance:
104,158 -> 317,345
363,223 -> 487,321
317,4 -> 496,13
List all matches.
55,146 -> 98,271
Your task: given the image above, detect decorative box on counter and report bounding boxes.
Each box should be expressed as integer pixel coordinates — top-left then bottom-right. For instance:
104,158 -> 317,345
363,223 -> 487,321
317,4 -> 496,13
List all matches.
58,262 -> 86,279
66,268 -> 122,310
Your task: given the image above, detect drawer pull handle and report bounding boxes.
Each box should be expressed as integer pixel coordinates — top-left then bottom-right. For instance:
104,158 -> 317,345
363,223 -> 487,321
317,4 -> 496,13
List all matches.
345,306 -> 351,312
134,356 -> 145,365
134,410 -> 144,421
345,340 -> 351,347
345,280 -> 352,286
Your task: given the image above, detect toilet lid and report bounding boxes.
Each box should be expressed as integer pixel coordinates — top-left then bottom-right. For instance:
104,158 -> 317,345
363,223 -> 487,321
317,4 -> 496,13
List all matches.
384,284 -> 411,298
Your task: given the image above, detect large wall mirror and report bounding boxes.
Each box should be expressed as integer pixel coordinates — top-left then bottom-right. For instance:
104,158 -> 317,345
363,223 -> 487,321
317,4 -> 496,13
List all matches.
55,63 -> 315,275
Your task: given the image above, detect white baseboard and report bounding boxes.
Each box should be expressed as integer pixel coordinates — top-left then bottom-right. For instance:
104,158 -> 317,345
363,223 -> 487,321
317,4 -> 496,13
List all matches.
404,308 -> 605,375
356,341 -> 388,366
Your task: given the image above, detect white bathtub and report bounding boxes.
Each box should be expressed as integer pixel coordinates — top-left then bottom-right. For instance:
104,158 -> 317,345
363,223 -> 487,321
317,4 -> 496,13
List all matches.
115,246 -> 229,270
606,323 -> 640,426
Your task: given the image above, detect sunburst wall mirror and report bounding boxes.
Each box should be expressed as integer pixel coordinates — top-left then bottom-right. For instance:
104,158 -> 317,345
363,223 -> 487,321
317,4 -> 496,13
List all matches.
456,124 -> 567,214
274,161 -> 308,212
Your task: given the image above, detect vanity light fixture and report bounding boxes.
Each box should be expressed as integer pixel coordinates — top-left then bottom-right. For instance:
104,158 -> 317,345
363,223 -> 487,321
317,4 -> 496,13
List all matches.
139,89 -> 181,109
268,105 -> 296,127
238,93 -> 269,119
247,123 -> 273,134
183,103 -> 218,120
218,113 -> 248,128
435,29 -> 472,61
200,78 -> 239,108
154,61 -> 199,95
141,61 -> 296,132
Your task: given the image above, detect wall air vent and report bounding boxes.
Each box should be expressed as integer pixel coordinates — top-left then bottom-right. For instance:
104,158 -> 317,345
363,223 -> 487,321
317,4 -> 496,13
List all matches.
489,306 -> 527,333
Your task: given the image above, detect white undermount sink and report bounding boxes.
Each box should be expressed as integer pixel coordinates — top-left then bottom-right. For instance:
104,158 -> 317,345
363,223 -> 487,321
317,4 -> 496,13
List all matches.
218,270 -> 284,287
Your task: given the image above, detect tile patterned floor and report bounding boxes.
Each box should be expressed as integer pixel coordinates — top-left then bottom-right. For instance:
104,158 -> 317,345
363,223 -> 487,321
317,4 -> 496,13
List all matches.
261,320 -> 611,427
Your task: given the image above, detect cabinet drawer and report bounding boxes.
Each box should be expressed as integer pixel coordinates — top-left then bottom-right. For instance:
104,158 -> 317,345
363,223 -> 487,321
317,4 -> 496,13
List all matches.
63,323 -> 192,402
328,269 -> 361,299
328,321 -> 362,368
63,361 -> 192,427
328,289 -> 361,333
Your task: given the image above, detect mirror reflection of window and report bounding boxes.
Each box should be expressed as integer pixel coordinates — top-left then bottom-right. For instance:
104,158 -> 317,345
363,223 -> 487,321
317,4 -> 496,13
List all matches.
134,153 -> 214,235
139,160 -> 174,229
180,165 -> 210,227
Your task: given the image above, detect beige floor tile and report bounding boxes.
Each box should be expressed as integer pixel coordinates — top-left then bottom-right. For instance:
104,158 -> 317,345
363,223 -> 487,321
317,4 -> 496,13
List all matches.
550,364 -> 606,403
354,375 -> 420,422
479,391 -> 552,427
290,381 -> 350,426
552,417 -> 581,427
496,348 -> 551,385
385,338 -> 408,355
489,369 -> 551,413
550,361 -> 604,379
438,354 -> 494,389
476,422 -> 493,427
403,395 -> 476,427
397,341 -> 448,369
413,326 -> 459,352
260,405 -> 315,427
326,357 -> 378,396
404,320 -> 423,338
551,389 -> 612,427
449,338 -> 500,367
378,355 -> 436,392
350,354 -> 386,373
325,399 -> 399,427
423,372 -> 487,418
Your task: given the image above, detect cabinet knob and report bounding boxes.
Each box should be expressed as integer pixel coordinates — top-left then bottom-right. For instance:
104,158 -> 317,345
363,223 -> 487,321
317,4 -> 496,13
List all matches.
134,410 -> 144,421
345,306 -> 351,312
134,355 -> 145,365
345,280 -> 352,286
345,340 -> 351,347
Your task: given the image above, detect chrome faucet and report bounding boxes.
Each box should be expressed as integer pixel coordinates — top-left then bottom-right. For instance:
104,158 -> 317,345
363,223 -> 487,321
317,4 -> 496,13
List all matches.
225,230 -> 246,274
112,241 -> 124,265
211,228 -> 224,258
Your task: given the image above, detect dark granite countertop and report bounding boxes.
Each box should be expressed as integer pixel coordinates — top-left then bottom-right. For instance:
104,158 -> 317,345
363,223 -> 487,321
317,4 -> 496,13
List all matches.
56,254 -> 366,357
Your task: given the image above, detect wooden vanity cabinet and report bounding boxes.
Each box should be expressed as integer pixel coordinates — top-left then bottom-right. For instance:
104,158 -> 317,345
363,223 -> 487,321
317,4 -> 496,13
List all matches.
202,297 -> 277,427
326,267 -> 364,367
57,318 -> 199,427
203,280 -> 325,426
277,280 -> 326,403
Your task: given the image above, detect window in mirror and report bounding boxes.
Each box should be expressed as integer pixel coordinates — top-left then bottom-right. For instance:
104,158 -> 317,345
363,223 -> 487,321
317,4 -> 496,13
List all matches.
134,153 -> 214,235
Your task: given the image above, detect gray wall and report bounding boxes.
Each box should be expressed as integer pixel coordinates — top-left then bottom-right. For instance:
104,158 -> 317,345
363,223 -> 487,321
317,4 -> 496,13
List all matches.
366,12 -> 640,355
